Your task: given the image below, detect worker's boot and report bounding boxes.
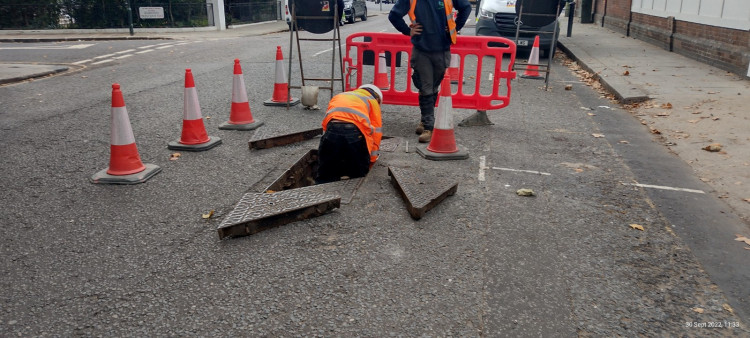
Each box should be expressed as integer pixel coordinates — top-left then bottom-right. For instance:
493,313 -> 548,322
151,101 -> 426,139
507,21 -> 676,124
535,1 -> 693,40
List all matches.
417,94 -> 435,138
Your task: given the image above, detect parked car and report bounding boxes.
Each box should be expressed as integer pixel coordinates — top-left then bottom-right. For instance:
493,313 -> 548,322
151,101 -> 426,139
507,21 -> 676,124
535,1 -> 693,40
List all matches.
475,0 -> 562,58
343,0 -> 368,23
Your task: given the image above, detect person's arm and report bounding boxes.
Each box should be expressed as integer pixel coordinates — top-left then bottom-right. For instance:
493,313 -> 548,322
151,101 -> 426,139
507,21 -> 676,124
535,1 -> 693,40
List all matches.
388,0 -> 412,36
453,0 -> 472,32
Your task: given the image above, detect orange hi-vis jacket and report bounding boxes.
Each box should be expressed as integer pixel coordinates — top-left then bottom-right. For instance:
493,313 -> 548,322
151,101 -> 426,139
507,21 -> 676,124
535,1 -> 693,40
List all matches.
409,0 -> 457,44
322,89 -> 383,164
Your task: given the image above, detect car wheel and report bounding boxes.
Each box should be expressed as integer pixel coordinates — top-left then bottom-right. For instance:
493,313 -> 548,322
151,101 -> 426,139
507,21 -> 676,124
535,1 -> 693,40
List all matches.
361,7 -> 367,20
347,10 -> 355,23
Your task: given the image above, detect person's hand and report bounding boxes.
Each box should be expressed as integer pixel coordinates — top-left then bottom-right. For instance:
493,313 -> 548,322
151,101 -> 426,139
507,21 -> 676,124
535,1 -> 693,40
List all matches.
409,23 -> 422,36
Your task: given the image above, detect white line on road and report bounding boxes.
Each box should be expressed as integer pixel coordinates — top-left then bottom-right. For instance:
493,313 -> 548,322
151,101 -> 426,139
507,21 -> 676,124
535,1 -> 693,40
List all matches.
72,59 -> 92,65
91,59 -> 115,65
491,167 -> 552,176
114,49 -> 135,54
114,54 -> 133,59
622,183 -> 705,194
135,49 -> 154,54
0,44 -> 94,50
156,45 -> 175,50
93,53 -> 117,59
137,44 -> 160,49
478,156 -> 487,182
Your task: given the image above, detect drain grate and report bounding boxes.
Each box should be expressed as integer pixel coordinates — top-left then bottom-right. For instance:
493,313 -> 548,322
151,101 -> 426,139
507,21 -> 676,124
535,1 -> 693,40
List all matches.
217,185 -> 340,239
380,136 -> 401,152
388,166 -> 459,220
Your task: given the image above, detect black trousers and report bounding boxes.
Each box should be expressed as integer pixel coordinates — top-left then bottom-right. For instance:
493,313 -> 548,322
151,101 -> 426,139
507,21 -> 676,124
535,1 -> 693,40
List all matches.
316,122 -> 371,184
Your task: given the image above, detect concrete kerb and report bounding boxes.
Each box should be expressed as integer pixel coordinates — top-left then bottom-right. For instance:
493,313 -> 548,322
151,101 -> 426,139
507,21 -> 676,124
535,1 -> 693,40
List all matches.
556,41 -> 651,104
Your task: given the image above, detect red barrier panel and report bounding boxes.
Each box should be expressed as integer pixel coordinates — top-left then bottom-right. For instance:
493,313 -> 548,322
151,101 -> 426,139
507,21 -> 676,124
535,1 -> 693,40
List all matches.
344,33 -> 517,111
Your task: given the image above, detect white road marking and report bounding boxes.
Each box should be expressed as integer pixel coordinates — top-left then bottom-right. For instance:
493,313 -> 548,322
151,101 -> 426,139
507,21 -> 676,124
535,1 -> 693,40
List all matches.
491,167 -> 552,176
93,53 -> 117,59
156,45 -> 174,50
478,156 -> 487,182
135,49 -> 154,54
72,59 -> 92,65
0,44 -> 94,50
114,54 -> 133,59
91,59 -> 114,65
114,49 -> 135,54
622,183 -> 705,194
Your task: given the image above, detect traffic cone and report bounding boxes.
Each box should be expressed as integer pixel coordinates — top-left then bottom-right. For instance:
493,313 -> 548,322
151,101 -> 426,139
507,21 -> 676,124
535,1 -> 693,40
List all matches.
91,83 -> 161,184
264,46 -> 300,107
220,59 -> 264,131
168,69 -> 222,151
416,72 -> 469,161
521,35 -> 544,79
373,52 -> 389,90
448,54 -> 463,84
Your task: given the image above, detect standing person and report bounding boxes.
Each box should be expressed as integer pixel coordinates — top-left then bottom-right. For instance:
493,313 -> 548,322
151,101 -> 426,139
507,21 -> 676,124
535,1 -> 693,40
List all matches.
389,0 -> 471,143
316,84 -> 384,184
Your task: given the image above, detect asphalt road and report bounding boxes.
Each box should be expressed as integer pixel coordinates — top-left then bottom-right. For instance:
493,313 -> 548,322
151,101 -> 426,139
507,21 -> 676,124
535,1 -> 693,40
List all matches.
1,8 -> 748,336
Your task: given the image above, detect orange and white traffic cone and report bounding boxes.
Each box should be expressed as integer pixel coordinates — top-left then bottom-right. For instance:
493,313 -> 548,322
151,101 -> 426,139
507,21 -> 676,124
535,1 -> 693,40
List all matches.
168,69 -> 222,151
220,59 -> 264,131
521,35 -> 544,79
91,83 -> 161,184
448,54 -> 463,84
416,72 -> 469,161
264,46 -> 300,107
373,52 -> 389,90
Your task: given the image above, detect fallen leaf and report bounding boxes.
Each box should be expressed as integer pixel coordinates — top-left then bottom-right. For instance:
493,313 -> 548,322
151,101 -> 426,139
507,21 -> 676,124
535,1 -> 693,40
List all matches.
565,84 -> 573,90
650,128 -> 661,135
587,112 -> 596,116
516,189 -> 535,197
708,91 -> 719,94
623,70 -> 630,76
169,152 -> 181,161
702,143 -> 722,152
580,107 -> 592,111
592,133 -> 605,138
712,117 -> 720,121
202,210 -> 215,219
619,140 -> 629,144
688,119 -> 699,123
629,224 -> 644,231
205,116 -> 211,119
735,234 -> 750,245
265,190 -> 276,193
743,198 -> 750,203
575,168 -> 584,173
693,307 -> 704,314
660,102 -> 673,109
723,303 -> 734,314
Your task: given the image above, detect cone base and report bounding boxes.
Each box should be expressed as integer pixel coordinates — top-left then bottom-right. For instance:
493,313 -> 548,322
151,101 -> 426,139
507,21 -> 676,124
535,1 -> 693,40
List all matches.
219,120 -> 264,131
416,144 -> 469,161
264,97 -> 300,107
458,110 -> 494,127
168,136 -> 222,151
91,163 -> 161,185
520,74 -> 544,80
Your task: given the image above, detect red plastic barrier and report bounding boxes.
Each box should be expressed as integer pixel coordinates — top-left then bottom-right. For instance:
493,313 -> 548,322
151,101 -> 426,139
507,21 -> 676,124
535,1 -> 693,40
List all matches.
344,32 -> 517,111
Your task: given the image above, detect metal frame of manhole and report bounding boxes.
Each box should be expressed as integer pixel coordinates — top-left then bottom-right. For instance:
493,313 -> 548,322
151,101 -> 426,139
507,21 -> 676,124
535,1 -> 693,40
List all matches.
249,128 -> 323,150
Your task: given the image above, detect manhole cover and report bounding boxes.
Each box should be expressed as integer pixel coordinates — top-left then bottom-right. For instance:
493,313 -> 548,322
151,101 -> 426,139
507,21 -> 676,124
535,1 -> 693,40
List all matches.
388,166 -> 458,220
249,127 -> 323,150
217,185 -> 340,239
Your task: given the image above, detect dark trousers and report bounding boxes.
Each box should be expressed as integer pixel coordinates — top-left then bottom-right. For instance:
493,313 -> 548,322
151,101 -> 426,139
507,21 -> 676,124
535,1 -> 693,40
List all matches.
411,47 -> 451,131
316,122 -> 371,184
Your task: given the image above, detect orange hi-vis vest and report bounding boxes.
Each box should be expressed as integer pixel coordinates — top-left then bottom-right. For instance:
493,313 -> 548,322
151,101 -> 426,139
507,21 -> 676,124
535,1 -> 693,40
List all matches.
409,0 -> 457,44
322,89 -> 383,164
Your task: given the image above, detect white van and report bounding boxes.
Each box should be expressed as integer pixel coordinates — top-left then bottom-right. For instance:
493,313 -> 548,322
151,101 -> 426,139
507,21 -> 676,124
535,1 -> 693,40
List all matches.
475,0 -> 562,57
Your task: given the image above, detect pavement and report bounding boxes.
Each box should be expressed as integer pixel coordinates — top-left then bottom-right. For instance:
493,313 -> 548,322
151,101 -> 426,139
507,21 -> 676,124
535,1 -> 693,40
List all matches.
6,17 -> 747,225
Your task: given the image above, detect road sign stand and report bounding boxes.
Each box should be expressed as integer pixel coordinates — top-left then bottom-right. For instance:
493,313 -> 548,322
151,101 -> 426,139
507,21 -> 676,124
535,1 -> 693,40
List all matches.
287,1 -> 345,108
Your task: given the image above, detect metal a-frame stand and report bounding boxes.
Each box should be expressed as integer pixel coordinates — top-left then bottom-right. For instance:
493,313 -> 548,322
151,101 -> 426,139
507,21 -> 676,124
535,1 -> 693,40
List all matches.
513,0 -> 562,90
287,2 -> 345,106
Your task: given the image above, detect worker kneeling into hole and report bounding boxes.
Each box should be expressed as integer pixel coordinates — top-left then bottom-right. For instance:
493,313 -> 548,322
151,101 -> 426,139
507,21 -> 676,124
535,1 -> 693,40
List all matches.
316,84 -> 383,184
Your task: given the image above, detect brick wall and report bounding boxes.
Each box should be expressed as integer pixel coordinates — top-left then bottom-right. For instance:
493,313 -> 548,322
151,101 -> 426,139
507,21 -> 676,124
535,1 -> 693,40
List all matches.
595,0 -> 749,77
